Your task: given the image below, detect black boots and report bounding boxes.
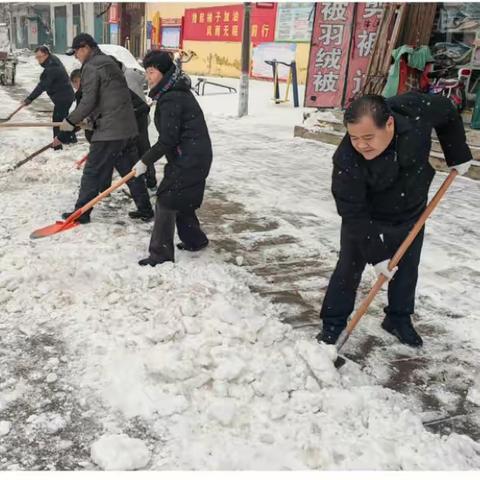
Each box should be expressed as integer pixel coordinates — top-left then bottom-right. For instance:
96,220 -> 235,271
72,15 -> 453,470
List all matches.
381,316 -> 423,347
138,257 -> 172,267
317,316 -> 423,347
177,240 -> 209,252
61,211 -> 91,224
316,324 -> 344,345
128,209 -> 154,221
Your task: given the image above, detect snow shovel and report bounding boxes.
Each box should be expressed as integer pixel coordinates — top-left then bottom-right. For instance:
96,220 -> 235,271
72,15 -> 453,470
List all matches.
9,142 -> 53,171
334,169 -> 459,369
0,104 -> 25,123
30,170 -> 136,240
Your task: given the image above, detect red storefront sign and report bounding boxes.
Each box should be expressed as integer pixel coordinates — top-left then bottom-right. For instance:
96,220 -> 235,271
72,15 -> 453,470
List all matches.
108,3 -> 121,24
305,3 -> 384,108
344,2 -> 384,105
183,4 -> 276,43
305,3 -> 355,108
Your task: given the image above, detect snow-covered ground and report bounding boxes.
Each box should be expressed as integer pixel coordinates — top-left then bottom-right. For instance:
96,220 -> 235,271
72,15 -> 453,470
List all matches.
0,51 -> 480,470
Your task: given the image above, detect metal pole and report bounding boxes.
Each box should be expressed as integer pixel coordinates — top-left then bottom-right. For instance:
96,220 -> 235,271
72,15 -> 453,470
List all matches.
238,2 -> 251,117
8,4 -> 14,52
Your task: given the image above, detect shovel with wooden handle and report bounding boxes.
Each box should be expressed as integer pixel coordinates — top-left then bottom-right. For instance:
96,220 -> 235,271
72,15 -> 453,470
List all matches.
8,142 -> 53,171
30,170 -> 136,239
333,169 -> 459,368
0,121 -> 87,129
0,104 -> 25,123
0,121 -> 64,128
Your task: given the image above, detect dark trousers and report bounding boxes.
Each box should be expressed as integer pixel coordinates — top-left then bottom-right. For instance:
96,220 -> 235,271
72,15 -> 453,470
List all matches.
148,200 -> 208,262
320,221 -> 425,327
75,139 -> 152,214
53,100 -> 76,144
136,113 -> 156,188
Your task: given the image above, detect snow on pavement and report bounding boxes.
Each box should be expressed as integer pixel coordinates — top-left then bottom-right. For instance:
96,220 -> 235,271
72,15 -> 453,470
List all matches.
0,52 -> 480,470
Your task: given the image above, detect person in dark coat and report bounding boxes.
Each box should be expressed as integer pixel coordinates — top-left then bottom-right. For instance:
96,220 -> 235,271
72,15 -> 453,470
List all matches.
23,45 -> 76,150
59,33 -> 153,223
133,51 -> 212,266
318,92 -> 472,347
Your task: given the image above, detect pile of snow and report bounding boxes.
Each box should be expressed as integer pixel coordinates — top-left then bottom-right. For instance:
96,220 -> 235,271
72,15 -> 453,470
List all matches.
91,434 -> 150,470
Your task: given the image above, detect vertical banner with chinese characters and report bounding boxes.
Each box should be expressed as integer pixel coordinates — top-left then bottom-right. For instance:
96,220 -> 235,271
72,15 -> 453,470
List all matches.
304,3 -> 355,108
344,3 -> 384,104
183,4 -> 276,43
108,3 -> 121,24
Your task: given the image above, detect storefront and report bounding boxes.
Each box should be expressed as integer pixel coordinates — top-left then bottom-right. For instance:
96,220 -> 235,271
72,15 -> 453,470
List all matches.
429,3 -> 480,102
145,2 -> 314,83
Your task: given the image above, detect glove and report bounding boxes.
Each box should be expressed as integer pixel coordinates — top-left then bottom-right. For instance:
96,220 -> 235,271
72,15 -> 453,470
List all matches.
373,259 -> 398,281
59,118 -> 75,132
450,160 -> 472,176
22,98 -> 32,106
133,159 -> 148,177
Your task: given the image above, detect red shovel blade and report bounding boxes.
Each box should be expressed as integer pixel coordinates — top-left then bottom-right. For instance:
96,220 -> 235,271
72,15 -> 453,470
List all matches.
30,219 -> 80,239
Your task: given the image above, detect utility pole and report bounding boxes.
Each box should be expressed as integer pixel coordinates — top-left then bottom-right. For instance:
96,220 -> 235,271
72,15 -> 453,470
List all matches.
238,2 -> 251,118
8,3 -> 14,52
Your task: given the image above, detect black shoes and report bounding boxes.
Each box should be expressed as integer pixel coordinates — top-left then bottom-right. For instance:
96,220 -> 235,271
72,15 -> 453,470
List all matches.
317,317 -> 423,348
138,257 -> 172,267
316,324 -> 345,345
61,211 -> 91,224
177,240 -> 209,252
381,316 -> 423,347
128,209 -> 154,221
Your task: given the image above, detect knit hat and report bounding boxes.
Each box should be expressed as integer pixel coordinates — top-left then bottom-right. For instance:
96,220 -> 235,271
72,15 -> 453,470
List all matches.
143,50 -> 174,74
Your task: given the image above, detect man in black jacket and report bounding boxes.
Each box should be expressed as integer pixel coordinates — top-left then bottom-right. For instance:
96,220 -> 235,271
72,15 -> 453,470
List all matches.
318,93 -> 472,347
132,51 -> 212,266
59,33 -> 153,223
23,46 -> 76,149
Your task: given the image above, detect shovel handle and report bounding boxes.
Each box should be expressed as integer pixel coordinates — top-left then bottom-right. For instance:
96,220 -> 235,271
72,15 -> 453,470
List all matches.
10,142 -> 53,171
336,170 -> 458,352
6,104 -> 25,120
0,121 -> 86,128
0,122 -> 62,128
63,171 -> 136,224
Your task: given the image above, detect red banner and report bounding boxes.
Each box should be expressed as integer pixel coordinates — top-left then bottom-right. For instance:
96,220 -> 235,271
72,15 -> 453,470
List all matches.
305,3 -> 355,108
108,3 -> 120,24
344,2 -> 384,105
183,4 -> 276,43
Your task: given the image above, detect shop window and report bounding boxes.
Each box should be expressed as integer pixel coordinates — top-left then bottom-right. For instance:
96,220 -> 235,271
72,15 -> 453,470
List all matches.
161,26 -> 181,49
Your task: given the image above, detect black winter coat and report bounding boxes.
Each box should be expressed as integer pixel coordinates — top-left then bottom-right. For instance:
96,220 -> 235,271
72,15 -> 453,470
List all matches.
332,92 -> 472,265
142,67 -> 212,211
26,54 -> 74,105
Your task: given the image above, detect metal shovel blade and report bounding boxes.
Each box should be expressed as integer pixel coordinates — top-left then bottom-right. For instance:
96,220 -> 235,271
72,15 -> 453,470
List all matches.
30,219 -> 79,239
334,356 -> 347,369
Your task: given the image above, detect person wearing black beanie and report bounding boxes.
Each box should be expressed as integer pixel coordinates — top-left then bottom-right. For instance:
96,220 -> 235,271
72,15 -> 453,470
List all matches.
133,50 -> 212,266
